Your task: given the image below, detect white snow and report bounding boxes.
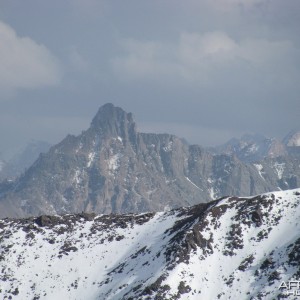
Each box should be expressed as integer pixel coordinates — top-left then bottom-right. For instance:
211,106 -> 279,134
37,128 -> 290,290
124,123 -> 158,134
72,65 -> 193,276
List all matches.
254,163 -> 265,180
273,162 -> 285,179
209,187 -> 216,199
207,177 -> 216,199
75,142 -> 83,153
185,176 -> 202,190
107,153 -> 122,176
0,211 -> 182,299
1,189 -> 300,299
162,188 -> 300,299
163,141 -> 173,152
247,143 -> 259,154
106,153 -> 123,177
73,169 -> 82,187
87,152 -> 96,168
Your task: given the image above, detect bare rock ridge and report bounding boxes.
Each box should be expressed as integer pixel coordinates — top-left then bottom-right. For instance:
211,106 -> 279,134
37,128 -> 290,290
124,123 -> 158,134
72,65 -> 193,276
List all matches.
1,188 -> 300,299
0,103 -> 299,218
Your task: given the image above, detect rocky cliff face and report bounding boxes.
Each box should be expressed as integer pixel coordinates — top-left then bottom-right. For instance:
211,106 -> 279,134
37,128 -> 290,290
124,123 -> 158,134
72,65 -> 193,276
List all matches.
0,104 -> 299,218
1,188 -> 300,299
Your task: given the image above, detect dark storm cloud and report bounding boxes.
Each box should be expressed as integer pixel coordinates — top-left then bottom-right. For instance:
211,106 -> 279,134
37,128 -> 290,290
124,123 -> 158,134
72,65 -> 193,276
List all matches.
0,0 -> 299,156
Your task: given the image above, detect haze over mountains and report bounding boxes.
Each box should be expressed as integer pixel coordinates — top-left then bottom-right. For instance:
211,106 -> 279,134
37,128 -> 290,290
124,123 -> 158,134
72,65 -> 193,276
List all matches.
1,104 -> 300,300
0,140 -> 51,181
0,103 -> 299,218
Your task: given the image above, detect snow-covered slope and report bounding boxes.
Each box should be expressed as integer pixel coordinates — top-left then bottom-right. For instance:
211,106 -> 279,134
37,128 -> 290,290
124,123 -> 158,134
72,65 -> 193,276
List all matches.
1,189 -> 300,299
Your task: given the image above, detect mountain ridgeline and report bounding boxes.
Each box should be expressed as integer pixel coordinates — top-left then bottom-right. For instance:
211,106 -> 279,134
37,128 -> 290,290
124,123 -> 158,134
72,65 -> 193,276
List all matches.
0,103 -> 299,218
0,140 -> 51,181
1,189 -> 300,299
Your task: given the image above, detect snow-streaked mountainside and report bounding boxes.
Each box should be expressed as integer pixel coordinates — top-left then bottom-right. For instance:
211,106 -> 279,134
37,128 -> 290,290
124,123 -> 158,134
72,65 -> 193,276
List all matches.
212,132 -> 300,163
1,188 -> 300,299
0,103 -> 299,219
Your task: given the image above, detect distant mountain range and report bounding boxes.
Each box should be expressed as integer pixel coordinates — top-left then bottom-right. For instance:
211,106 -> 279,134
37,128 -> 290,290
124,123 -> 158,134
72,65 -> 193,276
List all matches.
0,103 -> 299,218
211,131 -> 300,162
0,140 -> 51,181
1,188 -> 300,299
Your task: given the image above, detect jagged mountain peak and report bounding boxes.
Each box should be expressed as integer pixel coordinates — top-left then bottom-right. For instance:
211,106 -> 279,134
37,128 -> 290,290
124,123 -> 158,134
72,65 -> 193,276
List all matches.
90,103 -> 136,139
92,103 -> 128,123
0,103 -> 299,219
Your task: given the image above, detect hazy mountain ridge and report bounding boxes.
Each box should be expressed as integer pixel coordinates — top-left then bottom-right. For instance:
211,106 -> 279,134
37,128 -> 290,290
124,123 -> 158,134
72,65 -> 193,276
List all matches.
212,131 -> 300,163
0,104 -> 299,218
1,188 -> 300,299
283,130 -> 300,147
0,140 -> 51,181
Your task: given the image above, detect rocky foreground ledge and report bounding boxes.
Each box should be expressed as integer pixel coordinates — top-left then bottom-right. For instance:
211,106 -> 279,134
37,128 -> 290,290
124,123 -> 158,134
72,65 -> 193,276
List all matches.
1,189 -> 300,299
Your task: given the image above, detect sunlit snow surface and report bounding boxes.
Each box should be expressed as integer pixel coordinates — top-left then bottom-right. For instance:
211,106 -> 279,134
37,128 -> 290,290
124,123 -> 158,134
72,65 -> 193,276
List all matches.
185,176 -> 202,191
1,189 -> 300,299
254,164 -> 265,180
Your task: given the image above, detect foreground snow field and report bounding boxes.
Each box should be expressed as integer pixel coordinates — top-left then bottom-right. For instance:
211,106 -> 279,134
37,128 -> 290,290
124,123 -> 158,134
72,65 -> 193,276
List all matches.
1,188 -> 300,299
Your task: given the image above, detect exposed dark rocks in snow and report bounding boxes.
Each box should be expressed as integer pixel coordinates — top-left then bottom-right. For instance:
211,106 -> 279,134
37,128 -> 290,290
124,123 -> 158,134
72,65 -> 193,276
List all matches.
1,189 -> 300,299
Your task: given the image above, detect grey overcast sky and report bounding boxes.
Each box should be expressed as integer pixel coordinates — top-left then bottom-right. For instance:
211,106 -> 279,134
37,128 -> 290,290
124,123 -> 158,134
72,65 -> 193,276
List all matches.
0,0 -> 299,157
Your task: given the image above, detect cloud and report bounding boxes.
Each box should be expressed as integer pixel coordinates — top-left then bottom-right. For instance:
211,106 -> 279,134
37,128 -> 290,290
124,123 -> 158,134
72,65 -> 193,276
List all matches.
111,39 -> 180,82
112,31 -> 296,86
0,21 -> 62,93
69,0 -> 108,18
207,0 -> 266,11
69,47 -> 89,71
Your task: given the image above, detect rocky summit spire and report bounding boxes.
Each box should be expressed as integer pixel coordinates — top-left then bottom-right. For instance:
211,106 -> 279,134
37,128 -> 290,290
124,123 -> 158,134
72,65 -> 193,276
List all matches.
90,103 -> 137,139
